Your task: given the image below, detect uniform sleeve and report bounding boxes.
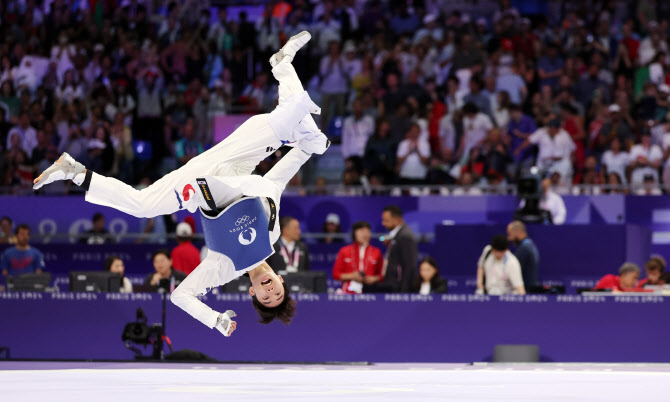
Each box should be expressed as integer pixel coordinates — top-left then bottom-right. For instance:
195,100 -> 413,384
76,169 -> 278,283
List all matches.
171,252 -> 241,329
332,247 -> 346,280
507,255 -> 524,289
262,148 -> 311,192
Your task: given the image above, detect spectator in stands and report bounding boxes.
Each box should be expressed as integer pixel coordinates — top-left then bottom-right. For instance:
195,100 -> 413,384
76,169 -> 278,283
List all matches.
319,41 -> 348,128
601,137 -> 630,185
320,213 -> 343,244
332,220 -> 383,294
171,222 -> 201,275
364,118 -> 396,181
6,112 -> 37,156
456,102 -> 494,163
0,216 -> 15,244
144,249 -> 186,293
79,213 -> 111,245
639,255 -> 666,287
535,178 -> 567,225
537,43 -> 564,92
104,255 -> 132,293
396,123 -> 430,183
594,262 -> 643,293
628,132 -> 662,186
507,220 -> 540,292
266,216 -> 310,273
412,256 -> 447,295
342,98 -> 375,161
463,75 -> 492,119
598,104 -> 634,153
375,205 -> 417,292
476,234 -> 525,295
0,224 -> 44,276
516,116 -> 576,184
175,118 -> 204,167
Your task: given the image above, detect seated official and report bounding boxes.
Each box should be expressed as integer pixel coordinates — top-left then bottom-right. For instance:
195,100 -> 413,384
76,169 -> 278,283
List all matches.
266,216 -> 310,273
412,256 -> 447,295
476,235 -> 525,295
638,256 -> 666,287
332,221 -> 383,294
144,249 -> 186,293
105,255 -> 133,293
594,262 -> 644,293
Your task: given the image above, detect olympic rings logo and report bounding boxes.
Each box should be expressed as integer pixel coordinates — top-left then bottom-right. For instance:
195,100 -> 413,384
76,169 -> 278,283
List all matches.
235,216 -> 250,226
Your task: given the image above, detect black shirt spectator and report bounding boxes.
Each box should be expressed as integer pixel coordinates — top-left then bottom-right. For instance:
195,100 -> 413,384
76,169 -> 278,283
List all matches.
369,205 -> 418,292
79,213 -> 111,245
507,220 -> 540,292
412,256 -> 447,294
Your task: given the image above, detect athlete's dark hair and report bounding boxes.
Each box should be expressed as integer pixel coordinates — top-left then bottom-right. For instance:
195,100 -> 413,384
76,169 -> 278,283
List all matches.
251,282 -> 296,325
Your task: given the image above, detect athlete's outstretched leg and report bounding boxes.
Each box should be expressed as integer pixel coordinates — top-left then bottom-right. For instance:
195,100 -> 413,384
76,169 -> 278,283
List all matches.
270,56 -> 329,155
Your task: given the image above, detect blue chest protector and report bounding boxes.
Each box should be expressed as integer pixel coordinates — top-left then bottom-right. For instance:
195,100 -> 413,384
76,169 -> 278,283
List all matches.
199,197 -> 274,271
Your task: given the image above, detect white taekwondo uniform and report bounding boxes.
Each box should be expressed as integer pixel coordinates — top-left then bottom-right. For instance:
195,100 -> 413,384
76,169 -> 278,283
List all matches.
80,59 -> 320,329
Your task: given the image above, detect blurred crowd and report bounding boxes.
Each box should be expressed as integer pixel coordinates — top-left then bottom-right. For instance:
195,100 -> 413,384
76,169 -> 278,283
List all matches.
3,0 -> 670,195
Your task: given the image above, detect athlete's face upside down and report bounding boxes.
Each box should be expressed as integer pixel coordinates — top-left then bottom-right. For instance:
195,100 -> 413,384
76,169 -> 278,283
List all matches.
248,261 -> 285,308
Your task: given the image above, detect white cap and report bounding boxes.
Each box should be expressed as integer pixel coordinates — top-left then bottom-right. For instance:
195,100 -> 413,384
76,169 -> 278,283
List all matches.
176,222 -> 193,237
94,43 -> 104,52
325,213 -> 340,225
659,84 -> 670,93
608,104 -> 621,113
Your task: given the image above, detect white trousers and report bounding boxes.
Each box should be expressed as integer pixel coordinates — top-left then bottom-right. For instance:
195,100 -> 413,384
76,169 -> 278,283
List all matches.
85,60 -> 318,218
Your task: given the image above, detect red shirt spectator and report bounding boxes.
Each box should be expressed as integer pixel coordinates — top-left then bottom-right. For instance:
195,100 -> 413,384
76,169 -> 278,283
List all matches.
332,221 -> 384,294
171,223 -> 200,275
594,263 -> 648,292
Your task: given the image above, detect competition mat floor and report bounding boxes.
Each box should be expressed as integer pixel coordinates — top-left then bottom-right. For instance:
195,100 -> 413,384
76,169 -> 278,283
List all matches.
1,361 -> 668,401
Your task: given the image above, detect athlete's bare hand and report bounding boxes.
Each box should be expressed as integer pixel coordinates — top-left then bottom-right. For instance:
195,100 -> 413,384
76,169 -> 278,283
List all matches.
227,321 -> 237,336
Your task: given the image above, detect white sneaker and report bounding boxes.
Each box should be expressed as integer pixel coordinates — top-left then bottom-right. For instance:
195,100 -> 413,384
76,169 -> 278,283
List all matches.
33,152 -> 86,190
269,31 -> 311,67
